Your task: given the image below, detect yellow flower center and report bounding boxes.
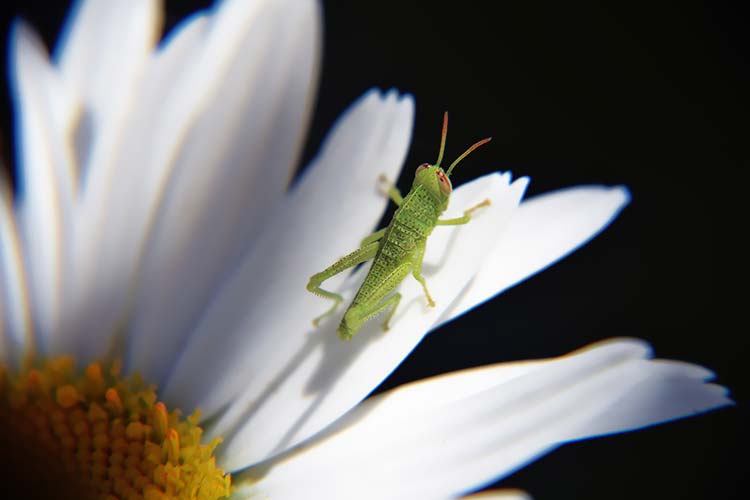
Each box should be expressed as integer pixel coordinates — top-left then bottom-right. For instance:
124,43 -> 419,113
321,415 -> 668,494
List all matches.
0,356 -> 231,499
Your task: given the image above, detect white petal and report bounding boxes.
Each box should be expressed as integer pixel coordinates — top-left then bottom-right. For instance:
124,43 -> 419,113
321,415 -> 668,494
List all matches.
248,339 -> 730,500
0,185 -> 32,366
163,90 -> 415,459
126,0 -> 321,384
438,185 -> 630,326
208,171 -> 527,470
9,21 -> 77,352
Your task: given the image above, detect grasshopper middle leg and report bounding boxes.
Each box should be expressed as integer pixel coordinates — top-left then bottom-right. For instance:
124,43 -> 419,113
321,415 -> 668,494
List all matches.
411,240 -> 435,307
360,227 -> 386,247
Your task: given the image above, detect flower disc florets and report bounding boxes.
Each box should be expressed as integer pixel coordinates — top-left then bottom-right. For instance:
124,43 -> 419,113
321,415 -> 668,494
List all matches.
0,357 -> 231,499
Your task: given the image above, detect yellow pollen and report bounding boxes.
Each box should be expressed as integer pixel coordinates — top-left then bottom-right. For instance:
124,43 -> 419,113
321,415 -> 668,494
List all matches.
105,387 -> 124,414
153,402 -> 169,441
0,357 -> 231,499
57,384 -> 80,408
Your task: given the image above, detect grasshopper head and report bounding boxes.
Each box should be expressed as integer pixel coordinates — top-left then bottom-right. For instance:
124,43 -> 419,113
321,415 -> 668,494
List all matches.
413,112 -> 491,211
413,163 -> 453,211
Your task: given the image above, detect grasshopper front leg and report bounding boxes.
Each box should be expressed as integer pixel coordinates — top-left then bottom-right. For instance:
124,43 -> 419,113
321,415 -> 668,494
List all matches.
307,241 -> 380,326
436,199 -> 491,226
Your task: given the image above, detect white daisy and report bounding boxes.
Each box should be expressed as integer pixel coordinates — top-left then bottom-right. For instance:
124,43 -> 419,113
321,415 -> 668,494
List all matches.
0,1 -> 731,499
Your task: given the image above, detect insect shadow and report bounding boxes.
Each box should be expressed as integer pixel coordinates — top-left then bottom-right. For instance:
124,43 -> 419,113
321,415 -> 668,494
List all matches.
234,229 -> 458,464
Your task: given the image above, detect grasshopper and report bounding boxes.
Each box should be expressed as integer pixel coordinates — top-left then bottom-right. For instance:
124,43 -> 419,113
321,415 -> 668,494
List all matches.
307,112 -> 491,340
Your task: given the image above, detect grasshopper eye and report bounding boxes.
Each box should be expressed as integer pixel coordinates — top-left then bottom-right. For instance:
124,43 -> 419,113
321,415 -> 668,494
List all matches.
416,163 -> 430,174
436,170 -> 452,195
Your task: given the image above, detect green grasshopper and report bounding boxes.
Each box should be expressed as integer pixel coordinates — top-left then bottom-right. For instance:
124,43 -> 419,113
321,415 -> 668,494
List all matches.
307,112 -> 492,340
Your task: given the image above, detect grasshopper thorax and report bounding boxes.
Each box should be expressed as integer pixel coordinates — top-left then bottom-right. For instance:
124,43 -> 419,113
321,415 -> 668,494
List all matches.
411,112 -> 492,211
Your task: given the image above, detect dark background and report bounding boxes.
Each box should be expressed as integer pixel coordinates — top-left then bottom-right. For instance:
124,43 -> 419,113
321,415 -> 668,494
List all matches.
0,1 -> 745,499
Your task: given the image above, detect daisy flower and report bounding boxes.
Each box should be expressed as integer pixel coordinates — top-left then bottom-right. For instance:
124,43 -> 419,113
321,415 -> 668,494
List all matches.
0,1 -> 731,499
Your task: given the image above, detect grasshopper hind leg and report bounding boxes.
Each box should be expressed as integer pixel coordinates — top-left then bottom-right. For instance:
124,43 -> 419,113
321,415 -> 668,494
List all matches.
310,292 -> 343,328
307,241 -> 380,327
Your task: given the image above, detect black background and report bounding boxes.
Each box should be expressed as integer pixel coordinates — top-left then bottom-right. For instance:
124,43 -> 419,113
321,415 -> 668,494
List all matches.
0,1 -> 745,499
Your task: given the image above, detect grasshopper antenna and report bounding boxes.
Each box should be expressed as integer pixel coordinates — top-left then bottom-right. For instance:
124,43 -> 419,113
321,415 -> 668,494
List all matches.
446,136 -> 492,177
435,111 -> 449,167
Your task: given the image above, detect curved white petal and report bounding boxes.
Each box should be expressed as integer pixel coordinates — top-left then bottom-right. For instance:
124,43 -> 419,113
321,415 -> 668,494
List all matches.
438,185 -> 630,326
247,339 -> 730,500
126,0 -> 321,384
9,21 -> 77,352
205,166 -> 527,470
163,89 -> 414,400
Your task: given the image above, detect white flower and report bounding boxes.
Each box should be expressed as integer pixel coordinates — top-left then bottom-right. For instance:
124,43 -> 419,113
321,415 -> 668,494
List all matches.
0,1 -> 731,499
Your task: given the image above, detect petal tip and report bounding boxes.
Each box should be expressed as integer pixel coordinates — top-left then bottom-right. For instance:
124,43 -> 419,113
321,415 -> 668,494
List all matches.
510,175 -> 530,191
611,184 -> 631,209
8,17 -> 43,61
653,358 -> 717,381
398,91 -> 415,110
578,336 -> 653,359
